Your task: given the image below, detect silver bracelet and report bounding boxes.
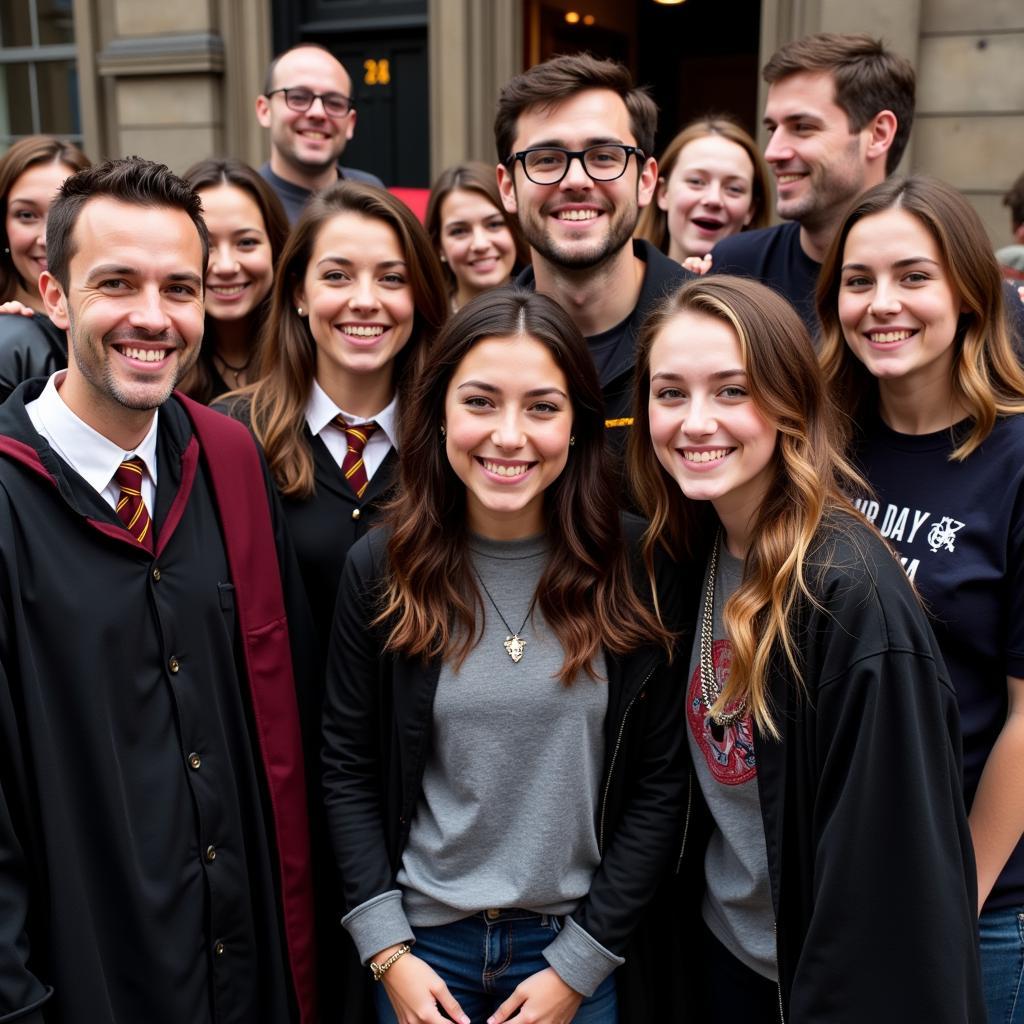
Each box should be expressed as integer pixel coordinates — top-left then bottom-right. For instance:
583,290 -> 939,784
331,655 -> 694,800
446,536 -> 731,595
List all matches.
370,943 -> 411,982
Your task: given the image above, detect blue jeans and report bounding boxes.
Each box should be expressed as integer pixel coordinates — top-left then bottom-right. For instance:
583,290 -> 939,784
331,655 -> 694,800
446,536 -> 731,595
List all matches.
374,909 -> 618,1023
980,906 -> 1024,1023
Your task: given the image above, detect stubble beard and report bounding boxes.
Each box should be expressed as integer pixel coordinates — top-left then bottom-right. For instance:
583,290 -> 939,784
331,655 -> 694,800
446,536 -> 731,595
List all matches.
777,137 -> 866,233
68,309 -> 193,413
275,122 -> 346,177
518,193 -> 640,273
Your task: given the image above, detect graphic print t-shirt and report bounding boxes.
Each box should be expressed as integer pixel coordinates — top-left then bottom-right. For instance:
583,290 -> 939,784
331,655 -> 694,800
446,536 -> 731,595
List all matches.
686,544 -> 777,980
853,413 -> 1024,911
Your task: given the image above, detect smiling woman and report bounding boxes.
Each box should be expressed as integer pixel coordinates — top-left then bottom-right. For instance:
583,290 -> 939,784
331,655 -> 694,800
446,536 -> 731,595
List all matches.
635,116 -> 770,264
218,180 -> 447,657
818,176 -> 1024,1024
179,159 -> 289,403
322,287 -> 687,1024
0,135 -> 90,400
629,274 -> 985,1021
425,162 -> 528,312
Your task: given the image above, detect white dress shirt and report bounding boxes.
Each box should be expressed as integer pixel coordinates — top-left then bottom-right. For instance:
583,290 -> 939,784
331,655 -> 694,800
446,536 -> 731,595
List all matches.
26,370 -> 159,515
304,378 -> 398,483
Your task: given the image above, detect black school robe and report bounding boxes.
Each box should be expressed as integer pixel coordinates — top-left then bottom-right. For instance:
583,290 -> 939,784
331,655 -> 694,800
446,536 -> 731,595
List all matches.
280,429 -> 397,1024
281,429 -> 398,661
0,380 -> 314,1024
216,402 -> 397,1020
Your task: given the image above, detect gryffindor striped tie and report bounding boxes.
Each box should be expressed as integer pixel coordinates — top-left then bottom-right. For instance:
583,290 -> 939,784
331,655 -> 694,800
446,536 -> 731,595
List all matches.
334,418 -> 378,499
114,457 -> 154,551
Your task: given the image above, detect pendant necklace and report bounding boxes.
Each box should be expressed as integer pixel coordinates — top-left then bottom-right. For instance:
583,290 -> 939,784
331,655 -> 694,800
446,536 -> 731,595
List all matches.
215,351 -> 253,387
473,568 -> 538,663
700,531 -> 746,726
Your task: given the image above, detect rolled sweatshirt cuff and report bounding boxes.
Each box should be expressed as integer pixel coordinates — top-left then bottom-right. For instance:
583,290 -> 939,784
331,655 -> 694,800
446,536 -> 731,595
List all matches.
341,889 -> 415,964
542,915 -> 625,997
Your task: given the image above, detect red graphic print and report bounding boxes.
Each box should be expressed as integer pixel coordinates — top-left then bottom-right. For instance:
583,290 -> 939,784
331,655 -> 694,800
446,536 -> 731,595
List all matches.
687,638 -> 757,785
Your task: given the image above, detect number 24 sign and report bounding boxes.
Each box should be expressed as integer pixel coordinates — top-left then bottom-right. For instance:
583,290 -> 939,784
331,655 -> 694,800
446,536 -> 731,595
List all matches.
364,59 -> 391,86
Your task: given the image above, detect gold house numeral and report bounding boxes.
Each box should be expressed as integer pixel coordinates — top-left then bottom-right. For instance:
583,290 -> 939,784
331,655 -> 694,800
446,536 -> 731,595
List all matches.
363,58 -> 391,86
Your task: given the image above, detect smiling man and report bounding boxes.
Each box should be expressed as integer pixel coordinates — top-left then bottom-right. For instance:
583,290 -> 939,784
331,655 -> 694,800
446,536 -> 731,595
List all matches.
495,54 -> 689,454
257,43 -> 384,222
0,158 -> 317,1024
710,34 -> 915,336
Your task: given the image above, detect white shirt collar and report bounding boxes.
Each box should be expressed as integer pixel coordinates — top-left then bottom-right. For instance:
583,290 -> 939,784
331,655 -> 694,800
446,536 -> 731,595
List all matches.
305,378 -> 399,450
29,370 -> 160,493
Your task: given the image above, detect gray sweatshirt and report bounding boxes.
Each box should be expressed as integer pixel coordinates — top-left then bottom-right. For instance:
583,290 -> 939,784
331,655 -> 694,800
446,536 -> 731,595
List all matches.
341,533 -> 622,996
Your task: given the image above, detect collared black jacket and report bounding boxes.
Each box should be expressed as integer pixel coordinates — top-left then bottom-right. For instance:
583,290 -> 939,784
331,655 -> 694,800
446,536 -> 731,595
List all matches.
0,313 -> 67,403
217,400 -> 398,664
280,431 -> 397,661
0,381 -> 316,1024
322,519 -> 694,1014
641,515 -> 985,1022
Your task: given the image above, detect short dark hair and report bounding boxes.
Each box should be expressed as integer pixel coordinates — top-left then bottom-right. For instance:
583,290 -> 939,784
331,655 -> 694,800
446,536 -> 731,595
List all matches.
494,52 -> 657,163
763,33 -> 916,175
46,157 -> 209,293
262,42 -> 347,96
1004,171 -> 1024,232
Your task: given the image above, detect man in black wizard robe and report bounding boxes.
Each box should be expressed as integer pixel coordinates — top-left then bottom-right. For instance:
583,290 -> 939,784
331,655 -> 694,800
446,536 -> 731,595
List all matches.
0,158 -> 318,1024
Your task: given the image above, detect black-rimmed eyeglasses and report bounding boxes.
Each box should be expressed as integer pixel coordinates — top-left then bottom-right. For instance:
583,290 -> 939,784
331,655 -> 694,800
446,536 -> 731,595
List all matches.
266,87 -> 353,117
505,144 -> 645,185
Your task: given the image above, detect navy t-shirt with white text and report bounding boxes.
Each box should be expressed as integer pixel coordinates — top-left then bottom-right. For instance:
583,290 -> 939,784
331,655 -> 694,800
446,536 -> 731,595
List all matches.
853,413 -> 1024,911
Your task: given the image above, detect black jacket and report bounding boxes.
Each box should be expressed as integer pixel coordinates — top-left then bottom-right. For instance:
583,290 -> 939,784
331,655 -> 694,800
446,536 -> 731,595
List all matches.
657,517 -> 985,1022
0,313 -> 67,402
322,520 -> 694,1004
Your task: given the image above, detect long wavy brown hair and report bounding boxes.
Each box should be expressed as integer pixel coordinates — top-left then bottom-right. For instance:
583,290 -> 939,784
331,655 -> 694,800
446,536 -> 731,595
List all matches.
180,158 -> 290,404
381,288 -> 672,683
635,115 -> 771,254
629,276 -> 867,735
818,176 -> 1024,460
234,180 -> 448,498
0,135 -> 90,301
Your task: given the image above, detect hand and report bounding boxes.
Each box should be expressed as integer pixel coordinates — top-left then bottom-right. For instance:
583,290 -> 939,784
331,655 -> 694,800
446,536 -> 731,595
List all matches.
0,300 -> 35,318
377,948 -> 470,1024
487,967 -> 583,1024
681,253 -> 713,276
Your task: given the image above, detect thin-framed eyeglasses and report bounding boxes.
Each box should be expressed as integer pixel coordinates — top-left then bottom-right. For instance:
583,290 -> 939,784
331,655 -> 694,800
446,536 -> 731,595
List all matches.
505,144 -> 645,185
265,87 -> 353,118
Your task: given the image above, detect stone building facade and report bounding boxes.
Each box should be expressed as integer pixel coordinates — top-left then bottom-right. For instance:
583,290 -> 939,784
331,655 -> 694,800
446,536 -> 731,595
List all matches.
2,0 -> 1022,244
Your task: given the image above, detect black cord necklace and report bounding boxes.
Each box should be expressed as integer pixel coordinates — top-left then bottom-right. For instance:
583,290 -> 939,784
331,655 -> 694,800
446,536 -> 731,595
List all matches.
473,567 -> 538,663
215,350 -> 253,386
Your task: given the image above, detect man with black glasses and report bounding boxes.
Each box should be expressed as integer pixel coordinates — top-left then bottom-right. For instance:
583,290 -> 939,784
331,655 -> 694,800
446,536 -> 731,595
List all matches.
495,54 -> 689,449
256,43 -> 384,223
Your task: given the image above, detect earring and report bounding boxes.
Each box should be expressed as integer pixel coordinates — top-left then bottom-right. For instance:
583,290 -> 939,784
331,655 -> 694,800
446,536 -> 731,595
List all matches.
2,247 -> 8,255
296,306 -> 305,317
439,254 -> 447,263
569,435 -> 576,447
440,424 -> 446,438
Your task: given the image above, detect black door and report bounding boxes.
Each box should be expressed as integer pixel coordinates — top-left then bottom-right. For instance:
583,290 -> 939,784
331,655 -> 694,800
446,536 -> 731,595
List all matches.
273,0 -> 429,188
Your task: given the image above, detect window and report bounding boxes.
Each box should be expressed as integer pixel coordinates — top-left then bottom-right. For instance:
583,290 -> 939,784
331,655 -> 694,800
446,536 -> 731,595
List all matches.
0,0 -> 79,150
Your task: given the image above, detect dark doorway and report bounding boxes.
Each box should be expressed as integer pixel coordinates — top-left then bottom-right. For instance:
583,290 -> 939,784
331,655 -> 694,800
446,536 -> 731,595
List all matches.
272,0 -> 429,187
637,0 -> 762,157
522,0 -> 762,163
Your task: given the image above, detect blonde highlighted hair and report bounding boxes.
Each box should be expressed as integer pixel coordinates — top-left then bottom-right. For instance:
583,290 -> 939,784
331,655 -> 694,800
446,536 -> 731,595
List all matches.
818,176 -> 1024,461
629,276 -> 867,736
